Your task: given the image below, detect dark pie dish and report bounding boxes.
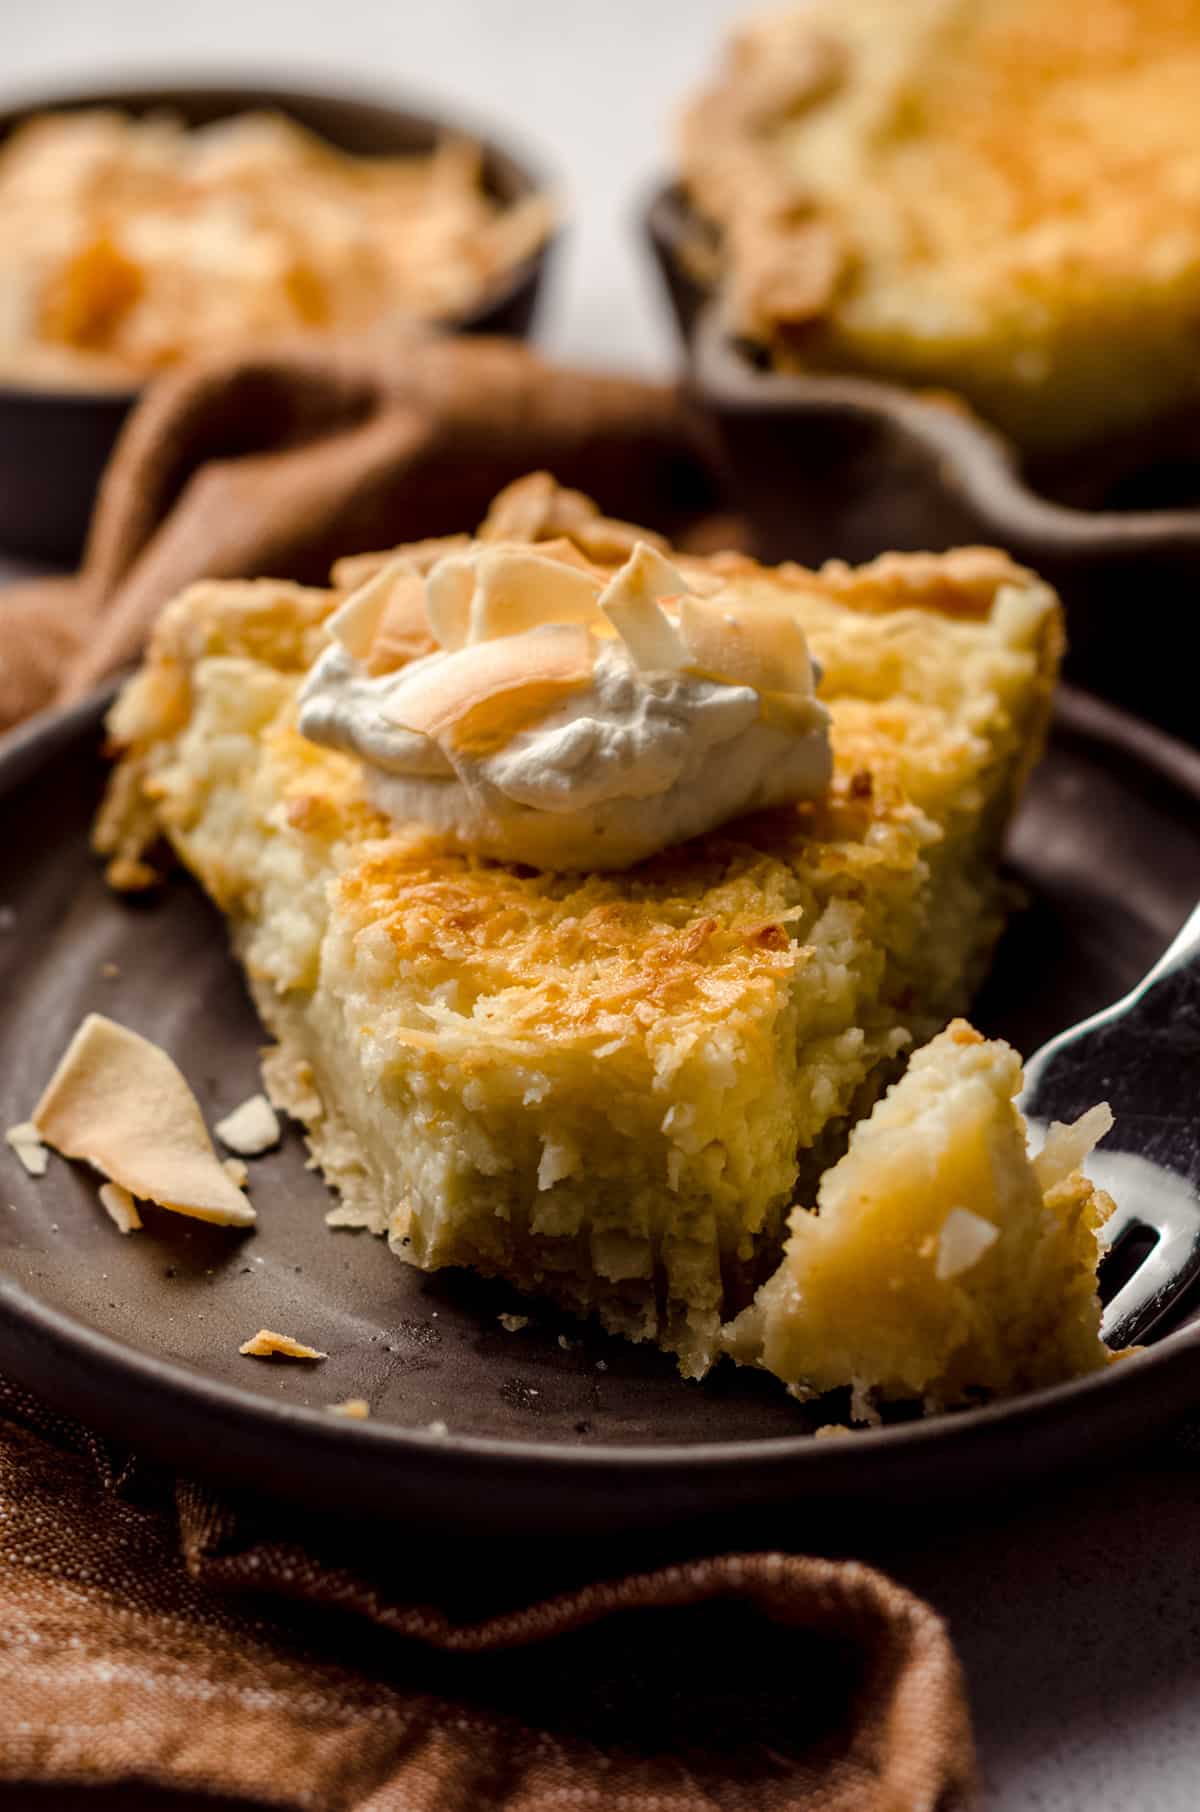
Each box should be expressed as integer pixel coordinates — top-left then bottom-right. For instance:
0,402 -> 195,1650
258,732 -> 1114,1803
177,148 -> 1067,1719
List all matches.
0,81 -> 556,565
1,681 -> 1198,1537
645,183 -> 1200,741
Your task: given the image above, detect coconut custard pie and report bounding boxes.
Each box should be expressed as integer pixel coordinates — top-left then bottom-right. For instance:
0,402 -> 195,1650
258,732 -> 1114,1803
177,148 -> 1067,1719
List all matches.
678,0 -> 1200,460
95,473 -> 1111,1392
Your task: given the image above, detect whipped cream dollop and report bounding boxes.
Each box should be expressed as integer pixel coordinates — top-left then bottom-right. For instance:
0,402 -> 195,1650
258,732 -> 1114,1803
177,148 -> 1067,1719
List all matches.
298,536 -> 832,870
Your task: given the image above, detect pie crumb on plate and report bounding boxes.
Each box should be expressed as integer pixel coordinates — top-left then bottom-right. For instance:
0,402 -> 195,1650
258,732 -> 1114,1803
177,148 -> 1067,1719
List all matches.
239,1329 -> 327,1361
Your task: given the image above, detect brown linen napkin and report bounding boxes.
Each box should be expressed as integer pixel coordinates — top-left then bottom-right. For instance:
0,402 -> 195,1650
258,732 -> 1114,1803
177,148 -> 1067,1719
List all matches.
0,1380 -> 974,1811
0,336 -> 975,1808
0,329 -> 728,731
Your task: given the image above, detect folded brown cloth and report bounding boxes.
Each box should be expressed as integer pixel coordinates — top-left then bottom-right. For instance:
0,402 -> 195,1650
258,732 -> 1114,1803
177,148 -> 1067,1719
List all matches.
0,329 -> 728,732
0,333 -> 975,1808
0,1380 -> 973,1810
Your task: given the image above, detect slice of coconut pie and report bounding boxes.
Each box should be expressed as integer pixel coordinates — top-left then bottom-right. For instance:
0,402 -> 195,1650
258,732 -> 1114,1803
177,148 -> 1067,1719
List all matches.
725,1021 -> 1115,1417
96,472 -> 1062,1376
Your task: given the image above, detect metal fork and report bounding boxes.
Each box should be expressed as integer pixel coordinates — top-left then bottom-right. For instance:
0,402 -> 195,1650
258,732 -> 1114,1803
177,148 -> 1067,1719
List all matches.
1020,903 -> 1200,1349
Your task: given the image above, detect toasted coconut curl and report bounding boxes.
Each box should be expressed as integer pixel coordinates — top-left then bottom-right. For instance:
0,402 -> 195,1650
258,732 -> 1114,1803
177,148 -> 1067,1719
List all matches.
31,1013 -> 254,1226
99,1180 -> 142,1234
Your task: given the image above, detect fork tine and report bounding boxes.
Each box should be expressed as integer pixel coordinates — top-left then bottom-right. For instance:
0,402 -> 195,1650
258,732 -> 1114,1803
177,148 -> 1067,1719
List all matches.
1101,1210 -> 1200,1348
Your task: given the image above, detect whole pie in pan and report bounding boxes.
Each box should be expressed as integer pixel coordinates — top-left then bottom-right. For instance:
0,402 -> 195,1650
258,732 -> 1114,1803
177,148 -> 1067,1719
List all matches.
677,0 -> 1200,460
93,473 -> 1115,1410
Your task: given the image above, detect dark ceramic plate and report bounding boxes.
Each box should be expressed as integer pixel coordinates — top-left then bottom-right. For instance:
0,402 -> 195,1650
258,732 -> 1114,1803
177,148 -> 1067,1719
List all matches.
0,687 -> 1198,1536
644,184 -> 1200,740
0,80 -> 555,564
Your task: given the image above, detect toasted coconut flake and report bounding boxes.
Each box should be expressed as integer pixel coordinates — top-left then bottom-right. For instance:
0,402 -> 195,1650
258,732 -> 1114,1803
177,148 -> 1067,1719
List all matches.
478,471 -> 586,543
467,547 -> 605,644
6,1121 -> 48,1177
325,1200 -> 387,1233
935,1207 -> 1000,1281
678,592 -> 814,695
476,473 -> 670,565
1032,1102 -> 1115,1193
515,536 -> 603,576
31,1014 -> 255,1227
331,535 -> 471,591
368,576 -> 437,675
327,558 -> 406,659
424,552 -> 477,651
99,1181 -> 142,1234
239,1329 -> 327,1360
215,1093 -> 281,1157
599,542 -> 689,671
328,1397 -> 370,1419
327,557 -> 434,676
383,625 -> 594,756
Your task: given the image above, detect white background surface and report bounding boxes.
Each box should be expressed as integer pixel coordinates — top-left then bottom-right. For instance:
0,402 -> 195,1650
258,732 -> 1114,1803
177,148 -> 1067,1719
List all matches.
6,5 -> 1200,1807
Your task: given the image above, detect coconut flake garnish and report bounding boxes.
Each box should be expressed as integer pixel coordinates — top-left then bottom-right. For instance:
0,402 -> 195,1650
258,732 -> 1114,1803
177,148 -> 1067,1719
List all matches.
1032,1102 -> 1115,1193
5,1121 -> 48,1177
31,1014 -> 255,1227
935,1207 -> 1000,1281
239,1329 -> 327,1360
327,555 -> 435,675
598,542 -> 689,671
381,623 -> 594,754
98,1181 -> 142,1234
677,592 -> 815,695
215,1093 -> 280,1157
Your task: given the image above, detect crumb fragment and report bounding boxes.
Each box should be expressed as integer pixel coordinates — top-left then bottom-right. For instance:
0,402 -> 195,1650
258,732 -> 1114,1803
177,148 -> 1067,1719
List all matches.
934,1206 -> 1000,1281
426,1419 -> 449,1437
98,1180 -> 142,1234
101,961 -> 120,979
239,1328 -> 327,1360
814,1423 -> 853,1440
499,1312 -> 530,1333
223,1157 -> 249,1188
215,1093 -> 280,1156
5,1122 -> 48,1177
328,1397 -> 370,1420
107,855 -> 159,892
324,1200 -> 386,1233
557,1334 -> 575,1351
31,1014 -> 254,1226
260,1045 -> 323,1124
